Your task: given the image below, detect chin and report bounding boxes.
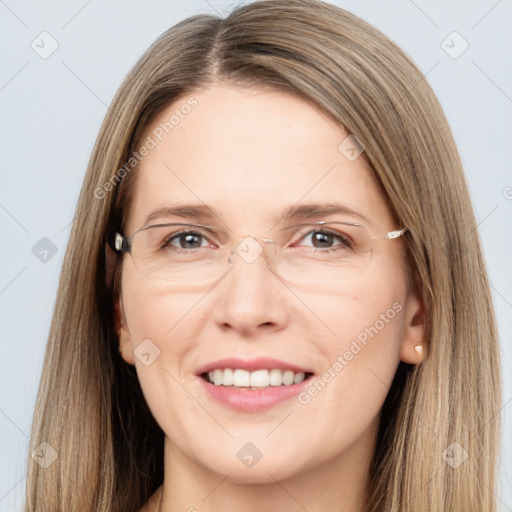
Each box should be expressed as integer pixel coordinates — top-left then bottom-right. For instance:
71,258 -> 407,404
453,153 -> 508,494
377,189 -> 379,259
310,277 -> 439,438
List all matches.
203,458 -> 306,485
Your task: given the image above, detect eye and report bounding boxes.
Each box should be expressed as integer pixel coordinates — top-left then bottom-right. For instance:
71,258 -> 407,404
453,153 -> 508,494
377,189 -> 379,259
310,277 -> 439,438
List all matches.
295,229 -> 353,251
163,230 -> 212,250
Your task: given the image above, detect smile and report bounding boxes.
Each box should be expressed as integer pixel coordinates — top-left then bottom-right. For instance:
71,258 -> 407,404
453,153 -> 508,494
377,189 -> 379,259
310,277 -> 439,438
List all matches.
198,370 -> 315,412
202,368 -> 313,388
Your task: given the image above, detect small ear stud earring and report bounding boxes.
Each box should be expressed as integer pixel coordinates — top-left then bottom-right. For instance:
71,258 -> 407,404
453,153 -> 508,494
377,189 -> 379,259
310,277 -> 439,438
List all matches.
414,344 -> 423,355
118,346 -> 124,354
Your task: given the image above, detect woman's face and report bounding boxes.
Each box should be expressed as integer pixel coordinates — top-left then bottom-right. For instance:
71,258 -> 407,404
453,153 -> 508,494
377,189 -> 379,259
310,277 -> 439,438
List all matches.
116,84 -> 424,484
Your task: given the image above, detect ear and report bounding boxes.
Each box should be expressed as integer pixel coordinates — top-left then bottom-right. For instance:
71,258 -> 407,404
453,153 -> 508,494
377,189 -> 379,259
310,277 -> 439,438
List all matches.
114,295 -> 136,365
399,290 -> 426,364
105,239 -> 118,292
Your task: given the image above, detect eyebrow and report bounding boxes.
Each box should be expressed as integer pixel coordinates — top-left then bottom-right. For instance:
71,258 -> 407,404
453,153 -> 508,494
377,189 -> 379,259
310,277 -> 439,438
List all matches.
142,202 -> 370,227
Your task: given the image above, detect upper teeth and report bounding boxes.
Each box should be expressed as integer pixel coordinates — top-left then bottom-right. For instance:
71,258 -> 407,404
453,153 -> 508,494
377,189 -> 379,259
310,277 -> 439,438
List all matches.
207,368 -> 307,388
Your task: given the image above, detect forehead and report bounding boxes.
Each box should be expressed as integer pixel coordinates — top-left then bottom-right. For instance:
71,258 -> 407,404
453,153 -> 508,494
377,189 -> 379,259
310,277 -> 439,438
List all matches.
126,84 -> 393,234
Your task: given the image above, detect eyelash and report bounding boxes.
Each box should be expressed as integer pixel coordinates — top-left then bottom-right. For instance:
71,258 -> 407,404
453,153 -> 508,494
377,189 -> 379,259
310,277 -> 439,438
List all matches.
162,228 -> 353,252
295,229 -> 353,251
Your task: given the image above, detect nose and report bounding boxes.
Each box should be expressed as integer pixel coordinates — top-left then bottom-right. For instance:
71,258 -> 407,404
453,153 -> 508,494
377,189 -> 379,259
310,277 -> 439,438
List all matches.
212,238 -> 290,336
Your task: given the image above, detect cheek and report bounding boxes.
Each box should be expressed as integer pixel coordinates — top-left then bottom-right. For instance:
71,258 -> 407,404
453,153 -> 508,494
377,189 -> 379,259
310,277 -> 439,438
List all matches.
301,262 -> 407,355
302,263 -> 407,414
121,259 -> 204,343
119,262 -> 202,410
120,266 -> 207,437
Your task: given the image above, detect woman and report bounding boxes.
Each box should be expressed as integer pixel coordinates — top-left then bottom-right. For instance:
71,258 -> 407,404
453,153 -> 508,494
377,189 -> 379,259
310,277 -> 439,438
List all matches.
24,1 -> 502,510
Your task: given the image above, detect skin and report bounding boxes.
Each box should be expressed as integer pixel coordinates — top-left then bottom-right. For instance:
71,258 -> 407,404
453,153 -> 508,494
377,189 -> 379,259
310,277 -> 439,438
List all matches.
115,84 -> 425,512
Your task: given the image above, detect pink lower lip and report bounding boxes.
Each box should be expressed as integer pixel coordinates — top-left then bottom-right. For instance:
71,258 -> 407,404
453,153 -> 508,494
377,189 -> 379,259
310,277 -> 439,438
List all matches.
198,375 -> 313,412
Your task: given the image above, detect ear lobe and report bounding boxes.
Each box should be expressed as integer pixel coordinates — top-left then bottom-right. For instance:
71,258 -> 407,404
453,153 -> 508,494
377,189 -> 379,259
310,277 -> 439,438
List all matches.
399,290 -> 426,365
114,299 -> 124,338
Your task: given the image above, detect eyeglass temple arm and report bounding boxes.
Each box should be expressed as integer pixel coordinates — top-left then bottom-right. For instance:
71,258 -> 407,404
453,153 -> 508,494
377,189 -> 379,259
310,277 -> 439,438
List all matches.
107,232 -> 130,254
385,227 -> 408,239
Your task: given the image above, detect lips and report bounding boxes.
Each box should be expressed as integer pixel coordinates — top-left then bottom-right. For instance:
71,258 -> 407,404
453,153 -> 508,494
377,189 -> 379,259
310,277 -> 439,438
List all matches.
198,369 -> 315,412
195,357 -> 314,375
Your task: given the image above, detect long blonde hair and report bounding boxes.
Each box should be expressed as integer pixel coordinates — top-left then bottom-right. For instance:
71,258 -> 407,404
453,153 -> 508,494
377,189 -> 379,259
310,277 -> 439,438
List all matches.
24,1 -> 502,510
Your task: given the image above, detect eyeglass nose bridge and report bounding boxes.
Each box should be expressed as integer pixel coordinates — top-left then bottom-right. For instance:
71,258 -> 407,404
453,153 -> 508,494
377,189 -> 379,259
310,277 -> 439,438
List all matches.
226,234 -> 278,265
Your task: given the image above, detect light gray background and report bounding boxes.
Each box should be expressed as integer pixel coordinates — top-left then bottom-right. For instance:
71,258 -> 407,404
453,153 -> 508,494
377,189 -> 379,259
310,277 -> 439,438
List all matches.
1,0 -> 511,510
